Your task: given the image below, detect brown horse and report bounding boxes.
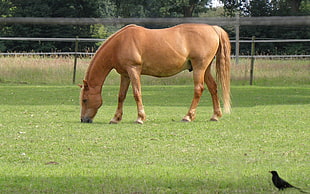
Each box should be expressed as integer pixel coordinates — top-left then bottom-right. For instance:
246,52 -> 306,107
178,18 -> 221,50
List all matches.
80,23 -> 231,124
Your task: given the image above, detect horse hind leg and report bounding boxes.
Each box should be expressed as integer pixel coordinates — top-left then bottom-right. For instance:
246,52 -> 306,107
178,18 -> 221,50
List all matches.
204,66 -> 222,121
110,75 -> 130,124
182,67 -> 206,122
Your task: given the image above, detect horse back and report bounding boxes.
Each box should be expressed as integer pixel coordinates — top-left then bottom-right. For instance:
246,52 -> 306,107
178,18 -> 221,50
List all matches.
108,24 -> 221,76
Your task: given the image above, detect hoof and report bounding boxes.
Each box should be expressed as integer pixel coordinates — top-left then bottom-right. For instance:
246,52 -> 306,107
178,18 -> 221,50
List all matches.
109,120 -> 118,124
181,119 -> 191,122
210,118 -> 218,121
181,115 -> 192,122
135,120 -> 144,124
110,117 -> 121,124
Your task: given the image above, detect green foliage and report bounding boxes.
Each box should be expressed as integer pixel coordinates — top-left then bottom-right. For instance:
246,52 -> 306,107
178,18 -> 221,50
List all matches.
0,0 -> 14,51
0,0 -> 309,54
224,0 -> 310,55
112,0 -> 210,18
222,0 -> 310,16
221,0 -> 241,17
91,25 -> 109,47
1,0 -> 100,52
238,25 -> 310,55
158,0 -> 210,17
97,0 -> 116,17
0,85 -> 309,193
91,24 -> 119,47
0,0 -> 15,17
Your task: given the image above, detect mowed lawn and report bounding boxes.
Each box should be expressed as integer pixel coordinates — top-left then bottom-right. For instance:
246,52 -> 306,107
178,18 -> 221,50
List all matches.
0,84 -> 309,193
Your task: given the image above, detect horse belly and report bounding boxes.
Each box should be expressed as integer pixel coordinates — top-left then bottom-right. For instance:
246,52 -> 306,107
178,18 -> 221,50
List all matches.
141,56 -> 189,77
140,41 -> 190,77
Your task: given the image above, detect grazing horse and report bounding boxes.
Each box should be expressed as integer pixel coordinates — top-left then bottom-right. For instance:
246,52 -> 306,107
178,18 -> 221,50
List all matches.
80,23 -> 231,124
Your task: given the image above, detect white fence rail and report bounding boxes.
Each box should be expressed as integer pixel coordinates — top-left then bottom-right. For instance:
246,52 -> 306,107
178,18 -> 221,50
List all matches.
1,52 -> 308,59
0,37 -> 105,42
1,37 -> 309,43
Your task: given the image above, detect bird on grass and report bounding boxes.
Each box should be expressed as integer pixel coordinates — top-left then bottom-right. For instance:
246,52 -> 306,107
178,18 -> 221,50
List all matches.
269,171 -> 308,193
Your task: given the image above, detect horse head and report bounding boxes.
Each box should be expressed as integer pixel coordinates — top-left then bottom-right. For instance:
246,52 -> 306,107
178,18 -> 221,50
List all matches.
79,80 -> 102,123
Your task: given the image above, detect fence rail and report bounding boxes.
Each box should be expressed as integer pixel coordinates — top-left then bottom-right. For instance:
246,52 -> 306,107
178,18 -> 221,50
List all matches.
1,37 -> 309,58
1,37 -> 310,43
1,52 -> 309,59
0,37 -> 105,42
1,16 -> 310,26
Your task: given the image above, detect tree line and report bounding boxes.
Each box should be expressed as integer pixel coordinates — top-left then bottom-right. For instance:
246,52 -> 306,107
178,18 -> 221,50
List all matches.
0,0 -> 309,55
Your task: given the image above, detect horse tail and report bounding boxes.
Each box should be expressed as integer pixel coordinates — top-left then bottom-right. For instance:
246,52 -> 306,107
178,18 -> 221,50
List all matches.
213,26 -> 231,114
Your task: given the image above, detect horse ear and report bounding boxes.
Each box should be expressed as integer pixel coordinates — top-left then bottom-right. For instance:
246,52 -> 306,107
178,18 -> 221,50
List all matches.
83,80 -> 89,90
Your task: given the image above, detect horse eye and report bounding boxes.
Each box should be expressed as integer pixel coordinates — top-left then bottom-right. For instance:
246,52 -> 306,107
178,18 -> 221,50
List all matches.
82,99 -> 87,103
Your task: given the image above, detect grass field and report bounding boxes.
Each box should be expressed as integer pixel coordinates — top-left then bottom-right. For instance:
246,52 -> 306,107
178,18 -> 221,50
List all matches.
0,84 -> 309,193
0,56 -> 309,193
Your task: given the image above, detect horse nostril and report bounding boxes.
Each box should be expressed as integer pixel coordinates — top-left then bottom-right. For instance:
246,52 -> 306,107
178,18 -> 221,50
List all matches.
81,117 -> 93,123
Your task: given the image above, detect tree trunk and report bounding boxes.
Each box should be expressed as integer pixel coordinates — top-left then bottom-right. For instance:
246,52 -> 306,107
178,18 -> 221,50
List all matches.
288,0 -> 302,13
183,4 -> 195,17
183,0 -> 201,17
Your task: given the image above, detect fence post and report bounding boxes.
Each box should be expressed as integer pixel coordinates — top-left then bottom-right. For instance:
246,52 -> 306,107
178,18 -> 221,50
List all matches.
249,36 -> 255,85
72,36 -> 79,84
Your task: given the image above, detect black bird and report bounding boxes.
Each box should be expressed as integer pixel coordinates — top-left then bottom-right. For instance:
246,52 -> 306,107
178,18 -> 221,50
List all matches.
270,171 -> 307,193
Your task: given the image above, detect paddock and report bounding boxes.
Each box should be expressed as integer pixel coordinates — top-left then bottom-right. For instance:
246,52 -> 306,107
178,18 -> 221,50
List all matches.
0,82 -> 309,193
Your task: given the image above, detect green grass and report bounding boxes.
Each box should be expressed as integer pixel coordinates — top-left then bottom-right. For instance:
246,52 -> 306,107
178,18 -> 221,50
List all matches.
0,84 -> 309,193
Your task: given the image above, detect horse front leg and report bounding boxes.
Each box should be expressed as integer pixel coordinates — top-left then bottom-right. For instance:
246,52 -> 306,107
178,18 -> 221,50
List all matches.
110,75 -> 130,124
128,67 -> 146,124
205,67 -> 222,121
182,70 -> 205,122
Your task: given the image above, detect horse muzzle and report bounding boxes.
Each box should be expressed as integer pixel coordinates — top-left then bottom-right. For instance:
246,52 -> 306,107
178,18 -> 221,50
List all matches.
81,117 -> 93,123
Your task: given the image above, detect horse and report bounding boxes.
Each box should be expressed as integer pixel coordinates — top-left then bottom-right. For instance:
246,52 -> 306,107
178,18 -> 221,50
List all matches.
79,23 -> 231,124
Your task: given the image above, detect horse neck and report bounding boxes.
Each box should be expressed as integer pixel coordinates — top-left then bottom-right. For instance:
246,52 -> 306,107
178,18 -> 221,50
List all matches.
85,51 -> 113,92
